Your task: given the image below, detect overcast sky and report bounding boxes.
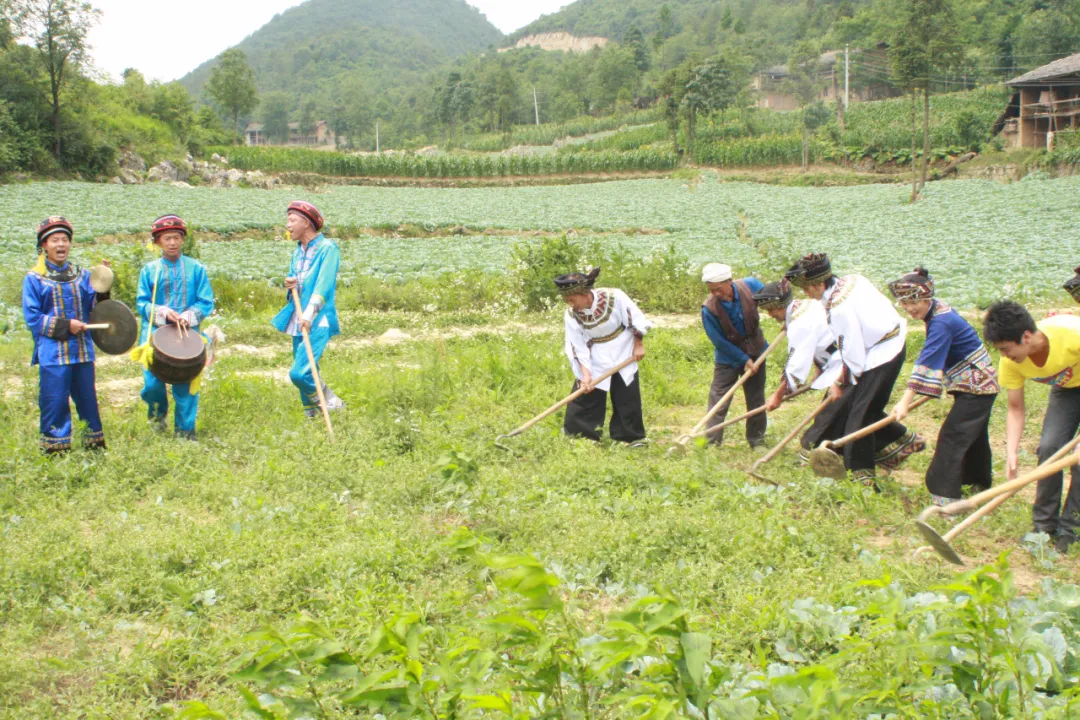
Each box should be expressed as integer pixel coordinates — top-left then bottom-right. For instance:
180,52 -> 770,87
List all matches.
85,0 -> 572,83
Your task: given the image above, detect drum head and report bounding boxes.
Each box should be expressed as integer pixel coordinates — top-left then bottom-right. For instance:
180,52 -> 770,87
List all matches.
89,299 -> 138,355
153,324 -> 205,361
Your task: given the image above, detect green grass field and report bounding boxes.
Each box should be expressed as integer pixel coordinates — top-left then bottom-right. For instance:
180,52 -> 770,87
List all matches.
3,174 -> 1080,718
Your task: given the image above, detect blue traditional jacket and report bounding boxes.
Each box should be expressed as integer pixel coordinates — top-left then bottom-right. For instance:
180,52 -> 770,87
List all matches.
909,300 -> 999,397
271,234 -> 341,337
136,255 -> 216,344
22,260 -> 101,367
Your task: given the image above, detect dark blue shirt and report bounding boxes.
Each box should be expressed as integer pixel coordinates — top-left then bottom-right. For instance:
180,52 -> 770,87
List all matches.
908,299 -> 998,397
701,277 -> 767,367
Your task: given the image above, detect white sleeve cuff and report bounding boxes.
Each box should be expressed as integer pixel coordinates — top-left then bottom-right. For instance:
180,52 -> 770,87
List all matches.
301,305 -> 317,323
154,306 -> 170,326
180,310 -> 198,326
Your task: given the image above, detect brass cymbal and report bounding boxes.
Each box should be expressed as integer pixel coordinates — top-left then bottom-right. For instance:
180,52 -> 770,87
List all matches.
89,299 -> 137,355
89,265 -> 114,294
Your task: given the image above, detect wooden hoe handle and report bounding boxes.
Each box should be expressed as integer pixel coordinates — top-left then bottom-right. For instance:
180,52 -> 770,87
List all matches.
693,382 -> 815,441
686,330 -> 787,439
824,394 -> 930,450
751,396 -> 835,472
291,288 -> 334,440
501,357 -> 637,439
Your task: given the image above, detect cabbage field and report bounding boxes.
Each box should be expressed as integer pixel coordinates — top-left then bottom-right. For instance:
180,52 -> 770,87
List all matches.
1,174 -> 1079,306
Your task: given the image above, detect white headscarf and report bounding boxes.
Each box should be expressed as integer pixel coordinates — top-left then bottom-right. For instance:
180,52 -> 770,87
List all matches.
702,263 -> 732,283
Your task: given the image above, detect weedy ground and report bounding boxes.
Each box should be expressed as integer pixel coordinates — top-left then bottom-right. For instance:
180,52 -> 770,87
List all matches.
3,174 -> 1080,718
1,306 -> 1077,717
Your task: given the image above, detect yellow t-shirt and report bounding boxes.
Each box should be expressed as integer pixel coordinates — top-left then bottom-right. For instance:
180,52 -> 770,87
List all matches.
998,315 -> 1080,390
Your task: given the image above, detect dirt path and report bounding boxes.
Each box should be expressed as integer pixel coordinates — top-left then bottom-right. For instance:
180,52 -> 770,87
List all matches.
2,314 -> 701,403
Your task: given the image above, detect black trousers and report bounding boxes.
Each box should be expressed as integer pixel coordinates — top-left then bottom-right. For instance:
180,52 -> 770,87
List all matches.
926,392 -> 995,499
707,361 -> 767,447
843,343 -> 908,472
801,389 -> 854,450
1034,385 -> 1080,539
563,372 -> 646,443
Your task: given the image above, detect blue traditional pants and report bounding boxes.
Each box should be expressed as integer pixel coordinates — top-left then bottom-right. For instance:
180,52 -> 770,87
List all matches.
39,362 -> 104,452
290,326 -> 331,408
141,370 -> 199,432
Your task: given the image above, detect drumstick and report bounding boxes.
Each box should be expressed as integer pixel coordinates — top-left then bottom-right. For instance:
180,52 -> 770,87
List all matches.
85,323 -> 110,330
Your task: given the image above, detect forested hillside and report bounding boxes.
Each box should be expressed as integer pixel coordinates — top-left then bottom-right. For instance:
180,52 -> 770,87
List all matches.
178,0 -> 504,145
372,0 -> 1080,149
513,0 -> 1079,77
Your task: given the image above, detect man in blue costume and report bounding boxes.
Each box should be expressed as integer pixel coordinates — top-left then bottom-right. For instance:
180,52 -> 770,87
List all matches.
700,262 -> 768,448
137,215 -> 216,440
272,201 -> 345,418
22,217 -> 108,453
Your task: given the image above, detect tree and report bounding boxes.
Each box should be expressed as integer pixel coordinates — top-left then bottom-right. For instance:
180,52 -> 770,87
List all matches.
298,99 -> 317,138
781,41 -> 825,170
436,72 -> 475,141
891,0 -> 963,200
721,7 -> 733,30
4,0 -> 100,160
151,83 -> 195,136
801,101 -> 831,168
659,62 -> 692,157
259,91 -> 290,144
591,45 -> 639,113
206,48 -> 258,143
682,55 -> 745,161
1012,1 -> 1080,63
625,24 -> 649,72
121,67 -> 150,112
474,62 -> 519,132
658,4 -> 674,39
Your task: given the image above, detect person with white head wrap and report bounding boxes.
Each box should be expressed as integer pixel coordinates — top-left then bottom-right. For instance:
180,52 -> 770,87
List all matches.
699,262 -> 769,448
701,263 -> 732,283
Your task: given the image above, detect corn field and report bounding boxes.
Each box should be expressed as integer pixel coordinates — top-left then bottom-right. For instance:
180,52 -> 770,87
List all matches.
455,109 -> 662,151
694,134 -> 815,167
840,85 -> 1011,151
560,123 -> 669,153
211,146 -> 678,178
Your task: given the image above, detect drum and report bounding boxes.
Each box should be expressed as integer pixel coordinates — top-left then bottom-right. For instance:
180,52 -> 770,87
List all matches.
150,325 -> 206,385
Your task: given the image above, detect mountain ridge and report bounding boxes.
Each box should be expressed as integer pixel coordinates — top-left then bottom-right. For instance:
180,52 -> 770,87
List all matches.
179,0 -> 504,102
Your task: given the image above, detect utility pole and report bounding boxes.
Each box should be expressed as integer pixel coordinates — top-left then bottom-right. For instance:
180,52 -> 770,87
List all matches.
844,45 -> 850,109
533,87 -> 540,125
376,122 -> 380,153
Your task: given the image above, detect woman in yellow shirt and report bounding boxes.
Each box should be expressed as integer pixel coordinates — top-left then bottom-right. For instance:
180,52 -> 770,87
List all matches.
984,300 -> 1080,553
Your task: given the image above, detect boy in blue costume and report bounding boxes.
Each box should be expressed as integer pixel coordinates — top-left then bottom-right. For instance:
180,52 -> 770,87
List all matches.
271,201 -> 345,418
889,267 -> 999,507
22,217 -> 108,453
137,215 -> 215,440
